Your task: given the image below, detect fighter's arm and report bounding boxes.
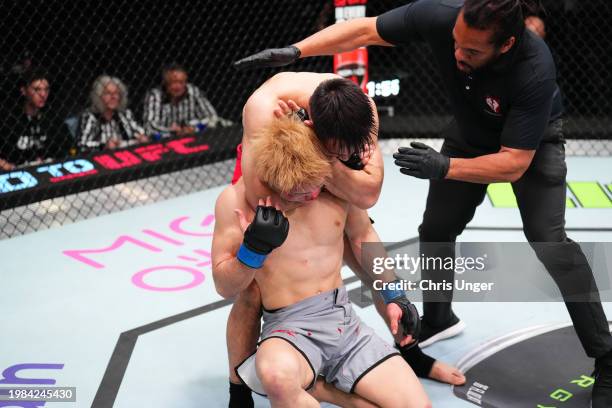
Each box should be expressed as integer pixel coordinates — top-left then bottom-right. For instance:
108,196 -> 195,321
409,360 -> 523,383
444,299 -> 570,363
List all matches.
343,207 -> 396,284
343,207 -> 420,342
242,90 -> 276,140
315,98 -> 384,209
324,142 -> 384,209
240,91 -> 278,209
211,187 -> 257,299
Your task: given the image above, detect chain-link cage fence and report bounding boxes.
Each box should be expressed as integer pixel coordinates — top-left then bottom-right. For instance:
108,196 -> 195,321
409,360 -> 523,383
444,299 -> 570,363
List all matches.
0,0 -> 335,239
1,0 -> 610,239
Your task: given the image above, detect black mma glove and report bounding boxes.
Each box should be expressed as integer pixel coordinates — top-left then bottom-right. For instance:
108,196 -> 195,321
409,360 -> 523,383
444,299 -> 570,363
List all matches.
393,142 -> 450,180
340,153 -> 365,170
237,205 -> 289,269
381,280 -> 421,339
391,295 -> 421,339
234,46 -> 301,70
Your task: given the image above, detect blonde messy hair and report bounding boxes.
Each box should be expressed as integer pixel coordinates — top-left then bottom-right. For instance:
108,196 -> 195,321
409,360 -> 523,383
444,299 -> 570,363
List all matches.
251,115 -> 331,194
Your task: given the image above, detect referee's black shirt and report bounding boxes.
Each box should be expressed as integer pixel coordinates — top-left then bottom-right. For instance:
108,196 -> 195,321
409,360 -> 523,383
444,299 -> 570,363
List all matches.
376,0 -> 563,156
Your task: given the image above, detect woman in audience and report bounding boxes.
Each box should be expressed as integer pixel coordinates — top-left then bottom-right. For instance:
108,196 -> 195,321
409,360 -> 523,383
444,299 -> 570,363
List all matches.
79,75 -> 148,152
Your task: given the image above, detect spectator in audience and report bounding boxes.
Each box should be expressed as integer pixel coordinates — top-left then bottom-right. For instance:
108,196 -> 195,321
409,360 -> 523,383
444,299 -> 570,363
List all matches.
525,15 -> 546,38
523,0 -> 546,38
143,63 -> 221,139
79,75 -> 148,152
0,68 -> 73,170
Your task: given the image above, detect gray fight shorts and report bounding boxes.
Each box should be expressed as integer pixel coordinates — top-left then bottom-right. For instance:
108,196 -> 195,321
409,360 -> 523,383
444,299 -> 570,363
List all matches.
236,286 -> 399,396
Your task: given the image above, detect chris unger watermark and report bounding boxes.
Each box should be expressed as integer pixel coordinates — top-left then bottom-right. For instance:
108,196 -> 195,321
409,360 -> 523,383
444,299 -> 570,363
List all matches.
373,279 -> 495,293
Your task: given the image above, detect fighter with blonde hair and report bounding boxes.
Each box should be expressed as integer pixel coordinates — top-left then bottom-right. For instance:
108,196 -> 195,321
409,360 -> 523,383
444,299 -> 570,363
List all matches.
212,114 -> 431,408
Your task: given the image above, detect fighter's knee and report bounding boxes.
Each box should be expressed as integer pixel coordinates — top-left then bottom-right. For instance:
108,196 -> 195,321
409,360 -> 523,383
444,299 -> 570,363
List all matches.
256,359 -> 299,399
259,369 -> 293,398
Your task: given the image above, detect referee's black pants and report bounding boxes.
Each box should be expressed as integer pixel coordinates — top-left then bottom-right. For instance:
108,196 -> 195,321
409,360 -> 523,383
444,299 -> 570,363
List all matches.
419,132 -> 612,359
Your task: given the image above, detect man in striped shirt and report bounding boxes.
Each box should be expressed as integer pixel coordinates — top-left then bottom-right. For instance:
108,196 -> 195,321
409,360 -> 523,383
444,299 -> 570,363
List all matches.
142,63 -> 220,139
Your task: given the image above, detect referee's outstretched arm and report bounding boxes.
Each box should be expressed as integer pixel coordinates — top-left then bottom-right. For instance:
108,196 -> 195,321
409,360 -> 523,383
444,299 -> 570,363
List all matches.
233,17 -> 390,70
294,17 -> 390,57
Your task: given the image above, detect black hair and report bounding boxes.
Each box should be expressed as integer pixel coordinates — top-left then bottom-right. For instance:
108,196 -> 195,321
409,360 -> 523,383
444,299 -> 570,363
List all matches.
19,67 -> 49,88
161,62 -> 187,79
463,0 -> 544,47
309,78 -> 375,154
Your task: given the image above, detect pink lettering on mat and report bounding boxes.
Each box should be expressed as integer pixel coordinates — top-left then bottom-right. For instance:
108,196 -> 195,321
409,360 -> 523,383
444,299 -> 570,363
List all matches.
132,266 -> 205,291
169,215 -> 215,236
63,236 -> 162,269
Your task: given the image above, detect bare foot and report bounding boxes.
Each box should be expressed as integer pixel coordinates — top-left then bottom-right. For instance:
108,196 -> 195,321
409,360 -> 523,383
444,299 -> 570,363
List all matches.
429,361 -> 466,385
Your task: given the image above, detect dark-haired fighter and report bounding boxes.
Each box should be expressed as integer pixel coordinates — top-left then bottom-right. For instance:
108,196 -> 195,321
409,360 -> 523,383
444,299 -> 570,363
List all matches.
234,1 -> 612,405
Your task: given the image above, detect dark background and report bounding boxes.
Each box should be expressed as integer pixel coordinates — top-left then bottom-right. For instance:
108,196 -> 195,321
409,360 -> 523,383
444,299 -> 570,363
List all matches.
1,0 -> 610,139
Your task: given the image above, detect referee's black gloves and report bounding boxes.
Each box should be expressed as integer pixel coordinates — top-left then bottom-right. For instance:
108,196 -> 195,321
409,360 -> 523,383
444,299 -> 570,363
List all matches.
234,46 -> 301,70
393,142 -> 450,180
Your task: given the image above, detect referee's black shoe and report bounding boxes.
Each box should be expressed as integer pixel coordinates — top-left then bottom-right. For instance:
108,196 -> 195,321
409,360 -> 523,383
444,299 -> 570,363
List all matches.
592,360 -> 612,407
419,313 -> 466,348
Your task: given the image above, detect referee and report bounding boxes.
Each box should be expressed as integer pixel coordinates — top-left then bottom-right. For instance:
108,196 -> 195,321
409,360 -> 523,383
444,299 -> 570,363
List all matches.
234,0 -> 612,405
